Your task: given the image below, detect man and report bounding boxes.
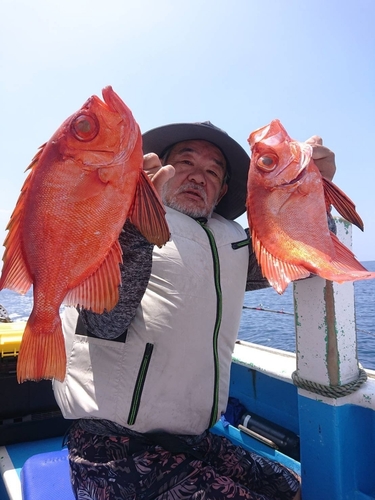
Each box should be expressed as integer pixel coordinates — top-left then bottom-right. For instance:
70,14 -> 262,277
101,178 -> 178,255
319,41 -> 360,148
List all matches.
53,121 -> 335,499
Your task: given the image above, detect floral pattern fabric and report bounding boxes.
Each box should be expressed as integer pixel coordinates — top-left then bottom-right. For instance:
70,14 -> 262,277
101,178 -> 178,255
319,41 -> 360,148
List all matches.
66,423 -> 299,500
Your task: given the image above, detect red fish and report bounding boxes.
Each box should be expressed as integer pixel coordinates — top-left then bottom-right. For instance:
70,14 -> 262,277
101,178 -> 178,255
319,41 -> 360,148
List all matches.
0,86 -> 169,382
246,119 -> 375,294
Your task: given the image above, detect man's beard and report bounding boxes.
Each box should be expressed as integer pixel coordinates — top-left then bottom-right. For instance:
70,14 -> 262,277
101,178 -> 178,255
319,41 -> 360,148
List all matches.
162,182 -> 217,219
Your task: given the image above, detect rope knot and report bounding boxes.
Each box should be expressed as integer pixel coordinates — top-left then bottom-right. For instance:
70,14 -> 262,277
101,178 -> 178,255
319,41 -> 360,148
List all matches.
292,367 -> 368,398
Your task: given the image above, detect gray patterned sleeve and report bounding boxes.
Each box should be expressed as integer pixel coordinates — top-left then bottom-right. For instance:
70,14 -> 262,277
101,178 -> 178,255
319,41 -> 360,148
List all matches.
245,229 -> 270,291
78,220 -> 153,339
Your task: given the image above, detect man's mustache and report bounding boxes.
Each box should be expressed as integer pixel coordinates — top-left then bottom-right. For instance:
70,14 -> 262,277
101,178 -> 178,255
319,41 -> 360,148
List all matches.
176,183 -> 208,203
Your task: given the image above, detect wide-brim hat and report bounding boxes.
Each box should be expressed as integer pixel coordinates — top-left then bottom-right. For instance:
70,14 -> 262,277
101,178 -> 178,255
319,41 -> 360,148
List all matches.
142,121 -> 250,220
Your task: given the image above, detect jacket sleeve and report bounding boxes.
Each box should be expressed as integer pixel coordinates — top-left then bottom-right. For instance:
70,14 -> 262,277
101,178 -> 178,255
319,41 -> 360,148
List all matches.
77,220 -> 154,339
245,228 -> 270,291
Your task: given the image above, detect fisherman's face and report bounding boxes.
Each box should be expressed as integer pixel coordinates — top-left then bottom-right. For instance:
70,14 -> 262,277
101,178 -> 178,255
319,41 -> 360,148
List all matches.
162,140 -> 228,218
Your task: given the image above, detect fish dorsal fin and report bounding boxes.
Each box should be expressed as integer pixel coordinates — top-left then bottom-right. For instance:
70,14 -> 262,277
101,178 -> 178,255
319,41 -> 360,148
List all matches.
0,159 -> 39,293
252,230 -> 310,294
0,145 -> 50,293
0,229 -> 33,293
63,240 -> 122,313
322,177 -> 364,231
25,144 -> 46,172
129,170 -> 170,247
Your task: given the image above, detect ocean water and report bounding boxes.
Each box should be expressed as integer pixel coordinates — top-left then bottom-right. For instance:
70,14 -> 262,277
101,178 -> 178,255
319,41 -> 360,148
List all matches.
1,262 -> 375,370
238,261 -> 375,370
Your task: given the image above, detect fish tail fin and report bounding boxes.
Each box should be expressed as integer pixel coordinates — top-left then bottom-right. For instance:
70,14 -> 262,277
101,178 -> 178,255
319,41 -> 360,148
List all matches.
17,316 -> 66,383
130,170 -> 170,247
322,177 -> 364,231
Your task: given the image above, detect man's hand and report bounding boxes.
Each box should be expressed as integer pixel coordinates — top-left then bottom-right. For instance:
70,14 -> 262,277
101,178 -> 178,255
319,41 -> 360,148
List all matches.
305,136 -> 336,181
143,153 -> 175,197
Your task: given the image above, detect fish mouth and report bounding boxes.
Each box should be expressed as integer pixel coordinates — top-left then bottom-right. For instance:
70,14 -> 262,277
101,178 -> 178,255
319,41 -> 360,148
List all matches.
279,167 -> 306,187
100,86 -> 139,158
102,86 -> 127,114
276,142 -> 312,187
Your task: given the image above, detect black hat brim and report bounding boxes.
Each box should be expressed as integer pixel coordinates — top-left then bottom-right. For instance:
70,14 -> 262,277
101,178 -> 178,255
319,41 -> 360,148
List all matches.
142,122 -> 249,220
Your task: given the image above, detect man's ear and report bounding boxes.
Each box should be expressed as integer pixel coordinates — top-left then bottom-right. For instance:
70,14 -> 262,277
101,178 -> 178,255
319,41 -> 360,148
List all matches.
216,183 -> 228,204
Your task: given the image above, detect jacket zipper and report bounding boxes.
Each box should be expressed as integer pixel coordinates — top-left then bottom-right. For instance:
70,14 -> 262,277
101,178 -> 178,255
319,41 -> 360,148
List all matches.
197,220 -> 222,427
127,342 -> 154,425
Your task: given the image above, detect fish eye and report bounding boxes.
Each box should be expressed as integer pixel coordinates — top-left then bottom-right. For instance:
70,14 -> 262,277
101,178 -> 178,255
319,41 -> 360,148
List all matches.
71,113 -> 99,142
257,154 -> 278,172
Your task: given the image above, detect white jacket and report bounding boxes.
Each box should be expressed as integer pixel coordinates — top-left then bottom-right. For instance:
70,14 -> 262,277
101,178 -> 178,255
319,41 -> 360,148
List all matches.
53,207 -> 249,435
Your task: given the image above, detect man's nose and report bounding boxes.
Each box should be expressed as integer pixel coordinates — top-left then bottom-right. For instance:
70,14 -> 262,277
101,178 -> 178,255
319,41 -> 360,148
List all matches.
187,167 -> 206,185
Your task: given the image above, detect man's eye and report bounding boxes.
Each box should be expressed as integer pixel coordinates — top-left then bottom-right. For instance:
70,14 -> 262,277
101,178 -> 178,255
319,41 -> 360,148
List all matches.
208,170 -> 220,179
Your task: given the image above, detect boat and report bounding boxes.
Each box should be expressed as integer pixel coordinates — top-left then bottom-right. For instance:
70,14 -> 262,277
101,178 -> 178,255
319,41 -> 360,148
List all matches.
1,218 -> 374,500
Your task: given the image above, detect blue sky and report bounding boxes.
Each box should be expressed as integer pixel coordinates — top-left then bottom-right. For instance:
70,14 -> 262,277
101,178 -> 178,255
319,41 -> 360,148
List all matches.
0,0 -> 374,260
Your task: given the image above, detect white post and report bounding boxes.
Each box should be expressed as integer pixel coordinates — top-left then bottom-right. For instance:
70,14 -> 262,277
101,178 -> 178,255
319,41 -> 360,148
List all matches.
293,218 -> 368,499
293,218 -> 359,386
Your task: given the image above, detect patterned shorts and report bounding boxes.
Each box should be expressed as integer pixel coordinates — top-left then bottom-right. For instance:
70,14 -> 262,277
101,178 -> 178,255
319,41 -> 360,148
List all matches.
66,422 -> 300,500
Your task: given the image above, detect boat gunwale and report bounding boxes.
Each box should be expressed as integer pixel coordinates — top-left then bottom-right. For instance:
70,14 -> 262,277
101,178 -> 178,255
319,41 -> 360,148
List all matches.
232,340 -> 375,410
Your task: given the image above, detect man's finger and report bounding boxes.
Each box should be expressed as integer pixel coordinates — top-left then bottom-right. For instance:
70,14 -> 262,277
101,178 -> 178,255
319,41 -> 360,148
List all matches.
305,135 -> 323,146
143,153 -> 163,176
152,165 -> 175,195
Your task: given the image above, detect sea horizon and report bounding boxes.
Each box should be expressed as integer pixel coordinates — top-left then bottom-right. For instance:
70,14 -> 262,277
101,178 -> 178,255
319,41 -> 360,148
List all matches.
1,261 -> 375,370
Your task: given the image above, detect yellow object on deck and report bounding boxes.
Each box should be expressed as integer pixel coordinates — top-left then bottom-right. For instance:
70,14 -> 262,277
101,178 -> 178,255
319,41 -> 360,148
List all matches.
0,321 -> 26,357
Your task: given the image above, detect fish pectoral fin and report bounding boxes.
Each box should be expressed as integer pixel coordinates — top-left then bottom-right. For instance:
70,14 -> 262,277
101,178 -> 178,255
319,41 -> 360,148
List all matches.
67,169 -> 114,203
63,240 -> 122,313
264,255 -> 311,294
129,170 -> 170,247
97,166 -> 114,184
253,232 -> 310,294
322,177 -> 364,231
